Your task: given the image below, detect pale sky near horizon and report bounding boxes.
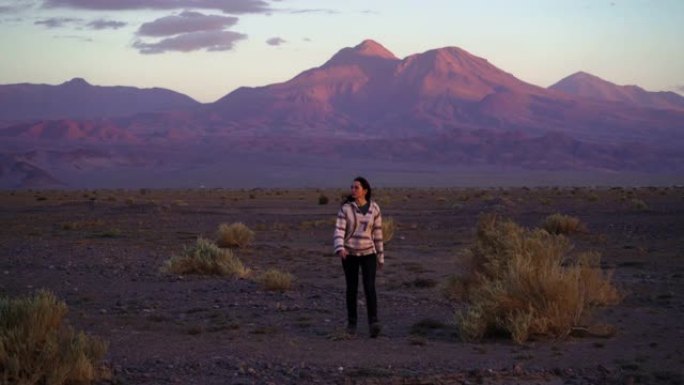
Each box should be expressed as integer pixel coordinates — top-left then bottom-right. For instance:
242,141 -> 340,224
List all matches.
1,0 -> 682,103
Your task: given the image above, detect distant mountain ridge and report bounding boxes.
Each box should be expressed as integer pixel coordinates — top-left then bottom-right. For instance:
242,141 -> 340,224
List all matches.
549,71 -> 684,111
0,78 -> 200,121
1,40 -> 683,188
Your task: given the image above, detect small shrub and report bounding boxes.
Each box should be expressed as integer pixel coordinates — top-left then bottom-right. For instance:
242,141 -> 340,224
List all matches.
631,199 -> 648,211
162,238 -> 250,277
257,269 -> 294,291
216,222 -> 254,248
542,213 -> 587,235
456,214 -> 620,344
318,194 -> 329,205
0,290 -> 109,385
382,217 -> 396,244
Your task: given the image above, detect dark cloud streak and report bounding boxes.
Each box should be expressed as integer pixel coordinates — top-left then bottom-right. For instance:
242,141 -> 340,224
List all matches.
266,36 -> 284,46
87,19 -> 126,29
133,29 -> 246,54
35,16 -> 80,28
137,11 -> 237,37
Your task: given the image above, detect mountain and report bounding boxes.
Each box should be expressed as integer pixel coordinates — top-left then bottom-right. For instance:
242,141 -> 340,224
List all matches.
549,71 -> 684,111
1,40 -> 683,188
211,40 -> 683,146
0,78 -> 200,121
212,40 -> 549,135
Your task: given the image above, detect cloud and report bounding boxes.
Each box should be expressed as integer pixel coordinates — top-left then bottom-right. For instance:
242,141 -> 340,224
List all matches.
0,1 -> 37,13
42,0 -> 272,14
266,36 -> 284,46
54,34 -> 93,42
34,16 -> 80,28
287,8 -> 338,15
34,15 -> 126,30
676,85 -> 684,92
137,11 -> 237,36
87,18 -> 126,29
133,29 -> 246,54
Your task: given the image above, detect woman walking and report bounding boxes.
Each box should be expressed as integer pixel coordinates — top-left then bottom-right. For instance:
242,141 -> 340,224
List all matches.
333,176 -> 384,338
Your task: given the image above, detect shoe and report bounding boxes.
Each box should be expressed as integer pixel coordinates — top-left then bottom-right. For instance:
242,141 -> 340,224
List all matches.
369,322 -> 381,338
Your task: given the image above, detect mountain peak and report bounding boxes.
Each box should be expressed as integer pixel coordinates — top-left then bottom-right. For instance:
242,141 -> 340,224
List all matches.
352,39 -> 397,59
566,71 -> 606,82
550,71 -> 684,111
62,78 -> 91,87
323,39 -> 398,67
554,71 -> 618,88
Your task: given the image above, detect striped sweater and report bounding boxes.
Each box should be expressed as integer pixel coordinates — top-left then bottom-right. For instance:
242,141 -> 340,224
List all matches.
333,200 -> 384,263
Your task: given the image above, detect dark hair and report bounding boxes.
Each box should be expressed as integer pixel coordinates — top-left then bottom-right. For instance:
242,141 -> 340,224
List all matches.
343,176 -> 372,204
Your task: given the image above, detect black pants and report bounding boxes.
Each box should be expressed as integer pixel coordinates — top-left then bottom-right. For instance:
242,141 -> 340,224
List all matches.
342,254 -> 378,326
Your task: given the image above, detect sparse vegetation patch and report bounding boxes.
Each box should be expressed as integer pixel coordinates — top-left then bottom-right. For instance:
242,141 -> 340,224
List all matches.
162,238 -> 250,277
216,222 -> 254,248
0,290 -> 108,385
456,214 -> 620,344
257,269 -> 294,291
542,213 -> 587,235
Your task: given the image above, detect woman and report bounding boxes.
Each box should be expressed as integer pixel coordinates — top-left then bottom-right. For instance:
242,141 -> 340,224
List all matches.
333,176 -> 384,338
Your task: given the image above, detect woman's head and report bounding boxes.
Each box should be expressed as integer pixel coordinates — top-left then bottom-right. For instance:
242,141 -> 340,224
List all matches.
349,176 -> 372,202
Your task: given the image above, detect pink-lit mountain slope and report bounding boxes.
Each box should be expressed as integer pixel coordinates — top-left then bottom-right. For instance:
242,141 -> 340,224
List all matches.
2,40 -> 684,187
550,71 -> 684,111
212,40 -> 547,134
211,40 -> 684,147
0,78 -> 199,121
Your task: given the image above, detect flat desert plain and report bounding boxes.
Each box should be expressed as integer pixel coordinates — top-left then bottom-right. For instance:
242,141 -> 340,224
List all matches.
1,186 -> 683,385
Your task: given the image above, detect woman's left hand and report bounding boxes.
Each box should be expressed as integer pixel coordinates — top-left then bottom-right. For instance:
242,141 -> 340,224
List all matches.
378,261 -> 384,270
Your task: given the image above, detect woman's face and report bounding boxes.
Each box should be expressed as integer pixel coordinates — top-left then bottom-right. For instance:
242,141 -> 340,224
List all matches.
351,180 -> 367,200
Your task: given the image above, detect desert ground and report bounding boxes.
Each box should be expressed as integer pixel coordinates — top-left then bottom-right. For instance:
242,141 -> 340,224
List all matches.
1,186 -> 683,385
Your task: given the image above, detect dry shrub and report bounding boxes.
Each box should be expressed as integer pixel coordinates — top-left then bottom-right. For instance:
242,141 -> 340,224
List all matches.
382,217 -> 396,244
542,213 -> 587,235
457,214 -> 620,344
216,222 -> 254,248
630,199 -> 648,211
441,275 -> 467,301
0,290 -> 108,385
162,238 -> 250,278
257,269 -> 294,291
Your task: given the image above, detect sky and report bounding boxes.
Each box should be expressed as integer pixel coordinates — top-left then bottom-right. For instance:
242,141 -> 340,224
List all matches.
1,0 -> 682,103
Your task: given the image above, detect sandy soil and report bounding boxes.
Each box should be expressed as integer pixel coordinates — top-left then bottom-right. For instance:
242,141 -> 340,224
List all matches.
1,186 -> 683,385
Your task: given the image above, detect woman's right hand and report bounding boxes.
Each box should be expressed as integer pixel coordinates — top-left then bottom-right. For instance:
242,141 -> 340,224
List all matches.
337,249 -> 348,260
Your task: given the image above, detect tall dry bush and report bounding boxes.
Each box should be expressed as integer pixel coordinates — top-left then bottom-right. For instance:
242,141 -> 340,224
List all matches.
216,222 -> 254,248
162,238 -> 250,278
382,217 -> 396,244
457,214 -> 620,344
542,213 -> 587,235
0,290 -> 108,385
